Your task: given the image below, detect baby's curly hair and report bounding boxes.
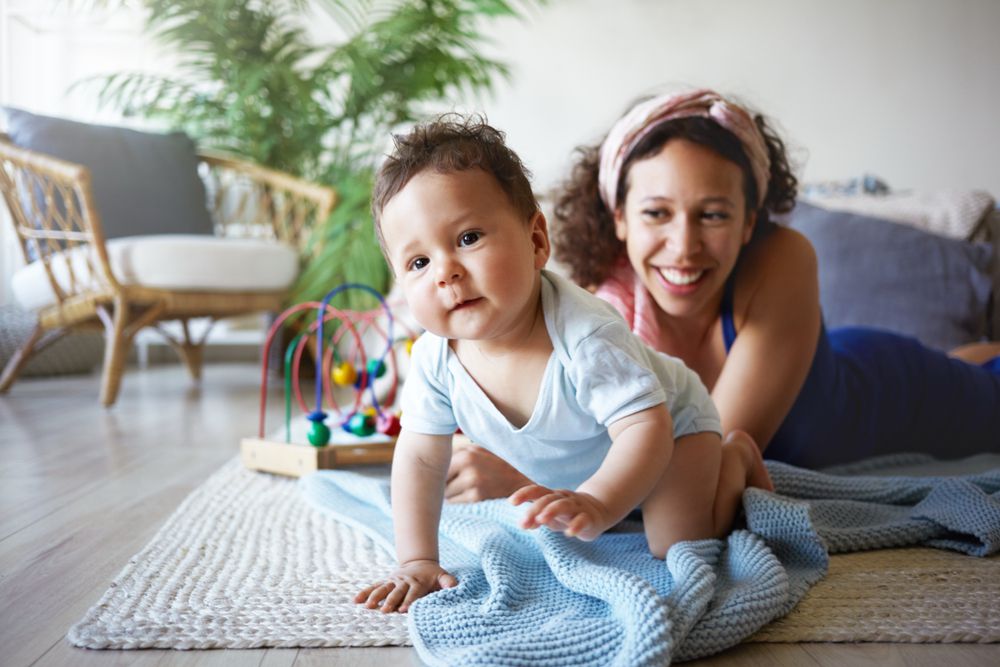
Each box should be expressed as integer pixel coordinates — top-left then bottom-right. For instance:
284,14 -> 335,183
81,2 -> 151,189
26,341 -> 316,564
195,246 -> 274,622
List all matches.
371,113 -> 539,254
552,113 -> 797,288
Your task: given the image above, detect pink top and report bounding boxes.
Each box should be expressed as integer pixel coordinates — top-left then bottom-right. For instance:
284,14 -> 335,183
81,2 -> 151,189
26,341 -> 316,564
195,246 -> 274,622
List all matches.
594,258 -> 662,349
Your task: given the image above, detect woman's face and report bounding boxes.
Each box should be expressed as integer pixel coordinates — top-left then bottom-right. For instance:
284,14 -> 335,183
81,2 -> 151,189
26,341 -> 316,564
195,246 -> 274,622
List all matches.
614,139 -> 755,322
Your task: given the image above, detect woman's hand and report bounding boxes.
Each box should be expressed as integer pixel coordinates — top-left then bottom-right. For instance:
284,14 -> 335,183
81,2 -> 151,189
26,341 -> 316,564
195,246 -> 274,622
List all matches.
354,559 -> 457,614
510,485 -> 612,541
445,442 -> 533,503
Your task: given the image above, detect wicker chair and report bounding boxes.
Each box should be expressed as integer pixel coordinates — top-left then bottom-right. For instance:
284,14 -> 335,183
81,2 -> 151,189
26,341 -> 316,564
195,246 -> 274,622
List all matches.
0,134 -> 336,406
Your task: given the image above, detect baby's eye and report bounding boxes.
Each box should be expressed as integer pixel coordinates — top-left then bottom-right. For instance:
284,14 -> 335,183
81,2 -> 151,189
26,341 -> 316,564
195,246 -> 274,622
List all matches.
459,231 -> 482,247
408,257 -> 429,271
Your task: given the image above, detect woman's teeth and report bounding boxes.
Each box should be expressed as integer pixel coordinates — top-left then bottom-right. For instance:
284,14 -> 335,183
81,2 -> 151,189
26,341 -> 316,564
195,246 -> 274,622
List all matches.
660,268 -> 705,286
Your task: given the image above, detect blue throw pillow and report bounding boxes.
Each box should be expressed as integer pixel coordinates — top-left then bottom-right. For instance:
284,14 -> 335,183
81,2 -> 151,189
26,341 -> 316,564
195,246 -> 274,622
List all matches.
3,108 -> 214,244
788,202 -> 994,351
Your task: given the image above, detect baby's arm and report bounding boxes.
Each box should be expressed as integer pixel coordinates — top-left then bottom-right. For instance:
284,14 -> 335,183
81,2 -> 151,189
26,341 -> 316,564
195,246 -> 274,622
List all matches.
355,429 -> 457,613
511,405 -> 674,540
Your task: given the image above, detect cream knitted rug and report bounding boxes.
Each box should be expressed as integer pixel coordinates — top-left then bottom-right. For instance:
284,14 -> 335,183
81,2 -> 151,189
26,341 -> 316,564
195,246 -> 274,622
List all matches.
69,459 -> 408,649
68,458 -> 1000,649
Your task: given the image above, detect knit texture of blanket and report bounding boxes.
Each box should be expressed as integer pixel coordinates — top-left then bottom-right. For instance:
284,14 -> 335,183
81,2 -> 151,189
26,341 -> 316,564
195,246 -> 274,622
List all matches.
301,454 -> 1000,666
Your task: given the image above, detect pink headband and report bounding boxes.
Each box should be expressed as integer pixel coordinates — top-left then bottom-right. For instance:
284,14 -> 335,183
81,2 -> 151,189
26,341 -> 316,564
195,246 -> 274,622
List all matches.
597,89 -> 771,212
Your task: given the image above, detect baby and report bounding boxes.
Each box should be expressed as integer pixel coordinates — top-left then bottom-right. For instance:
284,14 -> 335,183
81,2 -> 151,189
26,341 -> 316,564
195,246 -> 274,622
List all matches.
355,115 -> 772,614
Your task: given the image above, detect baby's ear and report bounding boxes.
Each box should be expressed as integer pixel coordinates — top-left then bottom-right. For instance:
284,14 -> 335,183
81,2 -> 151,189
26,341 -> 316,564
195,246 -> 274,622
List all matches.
530,211 -> 551,269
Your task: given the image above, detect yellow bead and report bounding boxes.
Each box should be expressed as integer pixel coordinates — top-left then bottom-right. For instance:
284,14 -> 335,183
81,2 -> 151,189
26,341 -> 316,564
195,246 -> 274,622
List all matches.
405,339 -> 414,356
332,361 -> 357,386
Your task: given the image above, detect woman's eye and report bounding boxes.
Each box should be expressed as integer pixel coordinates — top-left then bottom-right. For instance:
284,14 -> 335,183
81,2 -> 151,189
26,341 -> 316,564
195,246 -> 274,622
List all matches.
701,211 -> 730,225
459,231 -> 482,246
641,209 -> 669,221
409,257 -> 429,271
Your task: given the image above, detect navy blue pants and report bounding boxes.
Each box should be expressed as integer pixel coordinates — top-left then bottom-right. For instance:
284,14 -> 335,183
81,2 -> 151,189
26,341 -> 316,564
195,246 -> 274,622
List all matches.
765,327 -> 1000,468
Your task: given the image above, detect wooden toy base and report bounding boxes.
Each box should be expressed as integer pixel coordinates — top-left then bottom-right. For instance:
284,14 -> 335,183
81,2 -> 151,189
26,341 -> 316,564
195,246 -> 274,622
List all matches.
241,433 -> 476,478
241,437 -> 396,477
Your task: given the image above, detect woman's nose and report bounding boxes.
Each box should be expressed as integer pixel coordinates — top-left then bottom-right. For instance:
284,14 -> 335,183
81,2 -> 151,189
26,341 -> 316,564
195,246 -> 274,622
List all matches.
667,218 -> 701,256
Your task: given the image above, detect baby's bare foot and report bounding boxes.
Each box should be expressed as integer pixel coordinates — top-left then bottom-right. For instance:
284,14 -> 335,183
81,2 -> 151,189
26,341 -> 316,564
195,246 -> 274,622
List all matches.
725,430 -> 774,492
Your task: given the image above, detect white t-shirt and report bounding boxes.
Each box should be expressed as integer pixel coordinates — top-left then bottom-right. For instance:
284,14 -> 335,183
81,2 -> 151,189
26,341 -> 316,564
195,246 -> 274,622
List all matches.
400,270 -> 721,491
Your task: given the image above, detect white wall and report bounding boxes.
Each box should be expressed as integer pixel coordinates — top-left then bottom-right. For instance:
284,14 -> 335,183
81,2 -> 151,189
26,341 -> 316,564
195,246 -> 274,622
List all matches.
3,0 -> 1000,302
472,0 -> 1000,196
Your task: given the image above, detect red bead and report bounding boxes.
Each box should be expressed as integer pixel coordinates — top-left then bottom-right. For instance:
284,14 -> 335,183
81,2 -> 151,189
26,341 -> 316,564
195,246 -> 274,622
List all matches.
378,413 -> 402,436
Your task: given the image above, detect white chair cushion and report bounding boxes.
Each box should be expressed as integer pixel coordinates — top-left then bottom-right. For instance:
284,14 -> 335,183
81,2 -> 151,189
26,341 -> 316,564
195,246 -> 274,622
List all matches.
12,234 -> 298,311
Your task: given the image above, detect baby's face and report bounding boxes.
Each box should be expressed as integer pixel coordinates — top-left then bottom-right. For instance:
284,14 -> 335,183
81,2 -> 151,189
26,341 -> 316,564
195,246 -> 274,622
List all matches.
381,168 -> 549,343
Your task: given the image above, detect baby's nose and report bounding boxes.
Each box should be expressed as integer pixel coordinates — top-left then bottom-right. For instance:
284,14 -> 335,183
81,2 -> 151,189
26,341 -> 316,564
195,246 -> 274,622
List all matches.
435,258 -> 463,286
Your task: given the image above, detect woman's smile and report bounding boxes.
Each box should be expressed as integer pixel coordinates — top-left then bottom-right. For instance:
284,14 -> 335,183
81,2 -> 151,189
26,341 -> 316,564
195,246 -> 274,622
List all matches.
653,266 -> 710,296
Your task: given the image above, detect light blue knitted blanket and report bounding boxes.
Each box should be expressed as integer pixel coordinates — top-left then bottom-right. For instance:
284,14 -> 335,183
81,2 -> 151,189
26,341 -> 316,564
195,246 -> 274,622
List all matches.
302,453 -> 1000,666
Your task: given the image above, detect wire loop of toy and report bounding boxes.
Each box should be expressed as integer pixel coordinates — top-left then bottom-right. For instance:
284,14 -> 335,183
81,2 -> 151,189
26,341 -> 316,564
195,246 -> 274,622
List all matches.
316,284 -> 395,425
258,302 -> 364,439
290,315 -> 361,420
257,285 -> 413,444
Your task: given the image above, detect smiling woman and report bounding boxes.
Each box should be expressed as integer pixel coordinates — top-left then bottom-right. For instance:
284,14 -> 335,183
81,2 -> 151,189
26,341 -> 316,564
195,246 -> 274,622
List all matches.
556,88 -> 1000,468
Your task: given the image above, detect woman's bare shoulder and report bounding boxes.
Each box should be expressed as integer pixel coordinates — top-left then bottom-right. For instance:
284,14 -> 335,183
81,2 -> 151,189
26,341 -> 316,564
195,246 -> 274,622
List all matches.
735,225 -> 819,322
746,225 -> 817,274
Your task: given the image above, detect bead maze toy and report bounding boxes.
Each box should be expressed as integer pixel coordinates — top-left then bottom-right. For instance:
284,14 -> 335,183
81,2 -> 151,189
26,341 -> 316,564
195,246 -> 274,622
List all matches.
241,283 -> 415,477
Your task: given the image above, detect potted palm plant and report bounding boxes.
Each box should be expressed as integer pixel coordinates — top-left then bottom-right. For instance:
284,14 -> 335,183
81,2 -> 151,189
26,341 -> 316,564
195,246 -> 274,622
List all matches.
81,0 -> 545,308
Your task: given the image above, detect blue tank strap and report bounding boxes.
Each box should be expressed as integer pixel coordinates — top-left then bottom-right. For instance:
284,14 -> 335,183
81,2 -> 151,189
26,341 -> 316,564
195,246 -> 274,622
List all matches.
720,275 -> 737,351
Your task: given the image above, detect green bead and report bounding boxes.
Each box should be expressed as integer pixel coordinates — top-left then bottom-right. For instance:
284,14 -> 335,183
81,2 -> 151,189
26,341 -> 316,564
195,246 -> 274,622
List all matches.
307,421 -> 331,447
347,412 -> 376,437
367,358 -> 386,379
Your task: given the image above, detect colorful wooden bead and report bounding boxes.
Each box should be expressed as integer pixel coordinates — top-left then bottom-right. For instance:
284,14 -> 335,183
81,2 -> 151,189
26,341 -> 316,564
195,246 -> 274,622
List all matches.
332,361 -> 357,386
346,411 -> 376,436
307,420 -> 331,446
378,413 -> 402,436
367,358 -> 386,379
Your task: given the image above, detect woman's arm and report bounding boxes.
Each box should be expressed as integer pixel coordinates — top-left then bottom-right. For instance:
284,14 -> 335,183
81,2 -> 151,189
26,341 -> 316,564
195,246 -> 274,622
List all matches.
445,440 -> 533,502
711,227 -> 821,450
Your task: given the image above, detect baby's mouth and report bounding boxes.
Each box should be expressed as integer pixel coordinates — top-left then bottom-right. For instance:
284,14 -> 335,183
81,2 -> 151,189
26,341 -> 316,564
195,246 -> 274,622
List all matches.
451,297 -> 483,311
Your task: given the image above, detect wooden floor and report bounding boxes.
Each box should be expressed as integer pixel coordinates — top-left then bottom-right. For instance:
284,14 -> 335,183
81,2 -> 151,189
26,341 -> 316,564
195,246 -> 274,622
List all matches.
2,362 -> 998,667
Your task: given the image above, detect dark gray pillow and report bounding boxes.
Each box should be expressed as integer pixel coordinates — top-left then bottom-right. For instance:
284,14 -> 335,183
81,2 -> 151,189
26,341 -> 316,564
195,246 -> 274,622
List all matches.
3,108 -> 213,243
788,201 -> 993,351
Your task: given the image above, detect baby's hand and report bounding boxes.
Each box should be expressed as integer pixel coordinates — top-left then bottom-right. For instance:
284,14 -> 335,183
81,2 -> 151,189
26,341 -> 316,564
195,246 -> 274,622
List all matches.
354,559 -> 457,613
509,485 -> 611,541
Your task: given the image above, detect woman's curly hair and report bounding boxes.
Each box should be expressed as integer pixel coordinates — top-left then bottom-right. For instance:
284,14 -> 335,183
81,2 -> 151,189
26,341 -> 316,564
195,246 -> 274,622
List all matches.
552,112 -> 797,288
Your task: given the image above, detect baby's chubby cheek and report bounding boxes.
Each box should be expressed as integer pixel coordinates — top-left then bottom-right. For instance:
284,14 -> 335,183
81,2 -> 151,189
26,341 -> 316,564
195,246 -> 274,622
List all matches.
407,299 -> 447,336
